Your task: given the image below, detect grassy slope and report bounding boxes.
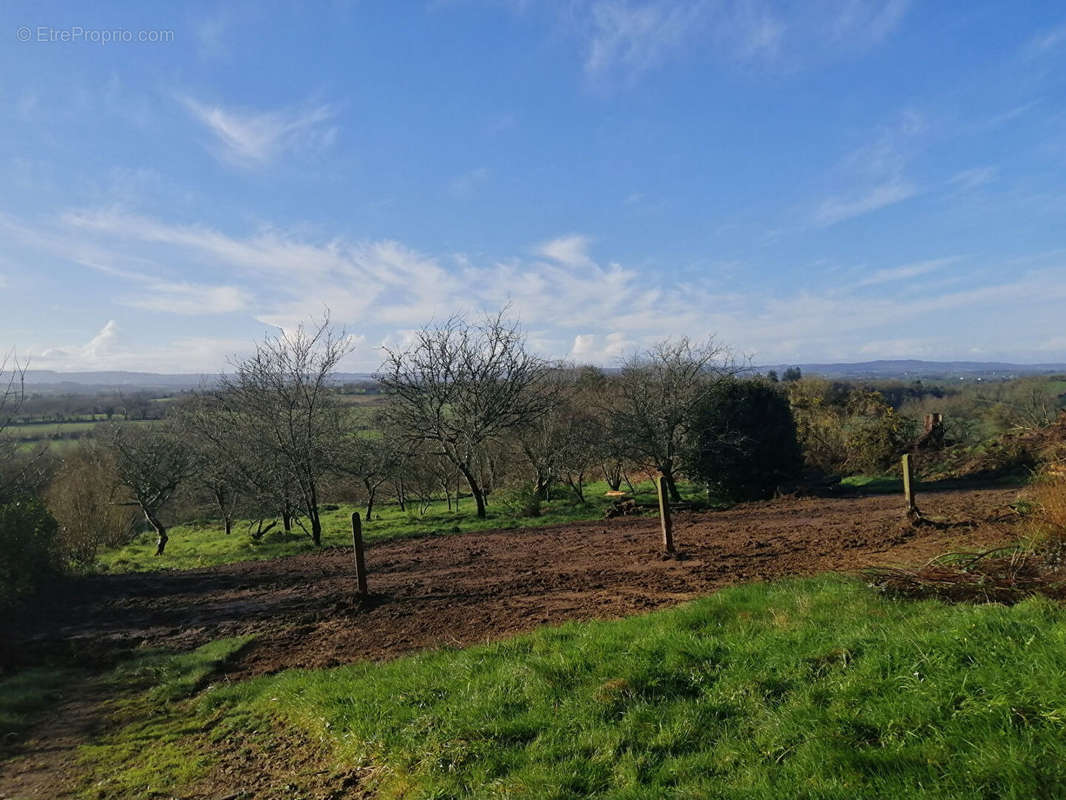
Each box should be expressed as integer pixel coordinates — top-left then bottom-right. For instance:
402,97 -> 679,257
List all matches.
98,479 -> 712,573
187,576 -> 1066,800
0,638 -> 251,796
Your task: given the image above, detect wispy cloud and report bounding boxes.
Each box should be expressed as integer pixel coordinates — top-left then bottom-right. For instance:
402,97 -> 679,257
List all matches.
536,234 -> 594,267
949,166 -> 998,192
854,257 -> 958,288
582,1 -> 709,80
811,110 -> 925,227
814,179 -> 917,226
1025,22 -> 1066,56
563,0 -> 907,84
180,97 -> 337,167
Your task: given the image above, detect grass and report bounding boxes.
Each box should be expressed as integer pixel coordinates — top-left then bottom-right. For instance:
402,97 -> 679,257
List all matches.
74,638 -> 253,798
10,578 -> 1066,797
0,638 -> 251,797
0,665 -> 82,747
178,576 -> 1066,799
97,479 -> 715,573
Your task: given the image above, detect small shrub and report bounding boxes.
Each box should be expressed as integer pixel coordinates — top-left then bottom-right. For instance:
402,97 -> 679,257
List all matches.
0,497 -> 60,610
844,390 -> 916,473
45,444 -> 136,567
496,486 -> 542,518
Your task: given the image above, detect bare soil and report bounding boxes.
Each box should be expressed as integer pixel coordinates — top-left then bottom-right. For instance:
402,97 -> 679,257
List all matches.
0,485 -> 1024,798
6,486 -> 1021,676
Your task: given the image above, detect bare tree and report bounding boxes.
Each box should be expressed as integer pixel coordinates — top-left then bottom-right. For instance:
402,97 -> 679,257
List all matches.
379,311 -> 555,518
0,349 -> 26,436
336,426 -> 405,522
174,395 -> 246,536
0,350 -> 56,503
0,350 -> 27,500
106,423 -> 197,555
215,317 -> 352,546
609,337 -> 739,501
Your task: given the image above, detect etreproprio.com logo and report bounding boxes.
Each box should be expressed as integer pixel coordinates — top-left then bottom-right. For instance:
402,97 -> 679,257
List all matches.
16,25 -> 175,44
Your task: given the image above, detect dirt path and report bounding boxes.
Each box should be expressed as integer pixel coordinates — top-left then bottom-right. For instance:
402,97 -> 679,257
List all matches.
0,485 -> 1023,798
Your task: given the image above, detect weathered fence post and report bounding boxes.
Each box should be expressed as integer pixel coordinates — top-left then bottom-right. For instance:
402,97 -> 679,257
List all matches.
901,453 -> 916,515
351,511 -> 368,596
656,475 -> 675,554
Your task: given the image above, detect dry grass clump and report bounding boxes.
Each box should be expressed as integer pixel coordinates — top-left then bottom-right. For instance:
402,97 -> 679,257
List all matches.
1031,462 -> 1066,541
864,547 -> 1066,604
867,466 -> 1066,604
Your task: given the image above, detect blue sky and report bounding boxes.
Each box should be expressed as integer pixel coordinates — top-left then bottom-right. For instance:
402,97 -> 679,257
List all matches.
2,1 -> 1066,372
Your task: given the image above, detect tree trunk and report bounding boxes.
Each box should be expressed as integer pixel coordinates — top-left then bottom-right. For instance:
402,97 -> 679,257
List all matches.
459,464 -> 486,518
567,474 -> 586,504
308,481 -> 322,546
602,463 -> 623,492
662,468 -> 681,502
146,509 -> 167,556
214,488 -> 233,535
365,480 -> 376,522
310,512 -> 322,546
533,472 -> 550,501
283,511 -> 293,532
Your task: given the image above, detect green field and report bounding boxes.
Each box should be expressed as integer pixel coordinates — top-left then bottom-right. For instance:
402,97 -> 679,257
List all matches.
98,478 -> 714,572
24,577 -> 1066,799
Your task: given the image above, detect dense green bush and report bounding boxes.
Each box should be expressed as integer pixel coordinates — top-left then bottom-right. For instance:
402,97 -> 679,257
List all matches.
689,379 -> 803,500
0,497 -> 60,610
495,485 -> 543,518
844,389 -> 916,473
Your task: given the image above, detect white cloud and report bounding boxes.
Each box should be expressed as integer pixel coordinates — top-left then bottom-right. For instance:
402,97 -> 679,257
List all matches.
536,234 -> 593,267
181,97 -> 337,167
35,321 -> 255,373
854,257 -> 958,288
84,320 -> 121,360
811,110 -> 925,226
949,166 -> 998,191
123,281 -> 249,315
1025,22 -> 1066,56
10,209 -> 1066,370
565,0 -> 907,83
583,1 -> 707,79
814,178 -> 917,226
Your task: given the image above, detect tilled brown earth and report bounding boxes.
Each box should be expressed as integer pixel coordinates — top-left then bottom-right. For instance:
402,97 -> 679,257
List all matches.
6,486 -> 1022,678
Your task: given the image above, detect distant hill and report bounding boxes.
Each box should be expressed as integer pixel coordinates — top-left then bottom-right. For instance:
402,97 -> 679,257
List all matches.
758,360 -> 1066,381
17,361 -> 1066,393
21,370 -> 376,393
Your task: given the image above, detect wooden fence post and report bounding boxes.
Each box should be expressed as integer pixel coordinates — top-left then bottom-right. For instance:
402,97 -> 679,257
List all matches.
901,454 -> 916,515
351,511 -> 368,596
656,475 -> 675,554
